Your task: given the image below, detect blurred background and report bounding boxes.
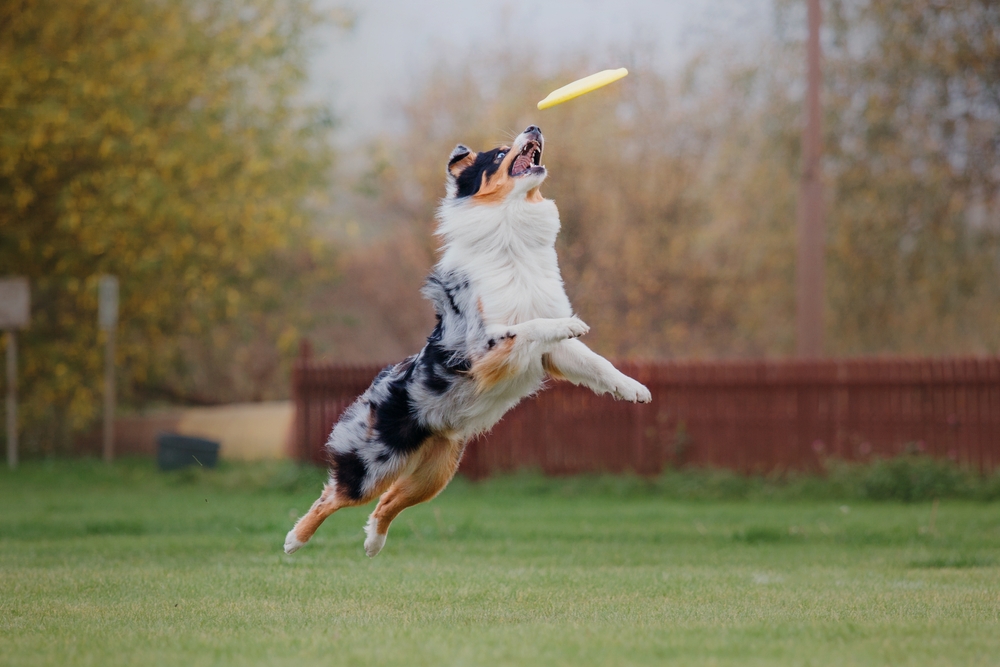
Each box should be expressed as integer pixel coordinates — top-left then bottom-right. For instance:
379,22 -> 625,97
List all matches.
2,0 -> 998,460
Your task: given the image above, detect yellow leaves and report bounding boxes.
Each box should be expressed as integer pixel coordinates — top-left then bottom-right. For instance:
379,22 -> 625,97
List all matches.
3,0 -> 334,451
277,326 -> 299,355
14,184 -> 35,211
98,136 -> 114,158
225,288 -> 240,318
29,127 -> 47,148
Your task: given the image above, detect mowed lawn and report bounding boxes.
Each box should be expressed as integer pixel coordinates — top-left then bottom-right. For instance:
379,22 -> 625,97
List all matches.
2,461 -> 999,666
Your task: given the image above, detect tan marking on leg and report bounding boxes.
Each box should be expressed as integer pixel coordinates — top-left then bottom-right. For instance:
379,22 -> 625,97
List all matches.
472,336 -> 517,392
333,465 -> 398,506
542,352 -> 567,381
371,436 -> 464,536
292,484 -> 345,544
295,456 -> 408,544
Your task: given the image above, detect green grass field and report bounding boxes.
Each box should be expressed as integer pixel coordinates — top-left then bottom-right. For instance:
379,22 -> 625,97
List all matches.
2,460 -> 999,666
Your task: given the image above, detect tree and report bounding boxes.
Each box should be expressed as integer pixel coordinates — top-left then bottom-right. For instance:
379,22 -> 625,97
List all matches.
824,0 -> 1000,353
329,0 -> 1000,362
0,0 -> 334,453
323,53 -> 797,361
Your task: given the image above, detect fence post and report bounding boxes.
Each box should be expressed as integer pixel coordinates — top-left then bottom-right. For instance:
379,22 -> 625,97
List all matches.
6,331 -> 17,469
1,278 -> 30,469
98,275 -> 119,463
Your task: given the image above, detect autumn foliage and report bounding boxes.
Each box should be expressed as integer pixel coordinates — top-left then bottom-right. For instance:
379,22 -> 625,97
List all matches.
0,0 -> 333,452
3,0 -> 999,454
319,1 -> 1000,363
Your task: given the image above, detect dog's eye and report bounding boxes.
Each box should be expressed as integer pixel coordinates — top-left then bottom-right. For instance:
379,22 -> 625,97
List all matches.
495,151 -> 506,161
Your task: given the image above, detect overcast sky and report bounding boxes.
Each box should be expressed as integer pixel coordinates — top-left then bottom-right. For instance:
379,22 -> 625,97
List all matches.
309,0 -> 773,145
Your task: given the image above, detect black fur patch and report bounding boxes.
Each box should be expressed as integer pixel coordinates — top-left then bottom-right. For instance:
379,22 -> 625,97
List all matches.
331,449 -> 368,501
425,274 -> 462,315
455,147 -> 507,198
421,324 -> 470,394
374,375 -> 432,455
422,356 -> 451,394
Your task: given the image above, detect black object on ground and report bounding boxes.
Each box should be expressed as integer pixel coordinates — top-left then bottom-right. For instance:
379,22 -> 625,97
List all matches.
157,433 -> 220,471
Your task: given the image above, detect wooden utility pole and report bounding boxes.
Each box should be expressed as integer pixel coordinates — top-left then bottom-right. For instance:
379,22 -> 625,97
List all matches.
796,0 -> 825,357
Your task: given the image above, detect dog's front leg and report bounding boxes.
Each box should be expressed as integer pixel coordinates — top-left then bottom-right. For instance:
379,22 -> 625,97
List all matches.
484,316 -> 589,348
471,317 -> 589,390
544,338 -> 652,403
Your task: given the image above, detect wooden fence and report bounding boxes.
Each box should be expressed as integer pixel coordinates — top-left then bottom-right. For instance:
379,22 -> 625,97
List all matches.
291,356 -> 1000,477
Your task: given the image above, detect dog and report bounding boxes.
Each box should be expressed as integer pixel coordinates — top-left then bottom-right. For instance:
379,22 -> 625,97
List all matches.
284,125 -> 651,558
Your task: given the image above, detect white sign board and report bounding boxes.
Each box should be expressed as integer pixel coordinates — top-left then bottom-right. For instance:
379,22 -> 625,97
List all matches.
0,278 -> 29,329
98,275 -> 119,331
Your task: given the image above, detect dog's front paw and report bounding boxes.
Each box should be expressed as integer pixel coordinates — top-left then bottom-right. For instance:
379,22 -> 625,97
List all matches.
613,378 -> 652,403
555,316 -> 590,340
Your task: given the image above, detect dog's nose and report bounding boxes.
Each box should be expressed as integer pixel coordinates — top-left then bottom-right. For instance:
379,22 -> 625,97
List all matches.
525,125 -> 541,135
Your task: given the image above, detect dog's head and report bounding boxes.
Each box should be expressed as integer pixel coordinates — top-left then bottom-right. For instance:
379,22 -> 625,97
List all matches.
444,126 -> 546,204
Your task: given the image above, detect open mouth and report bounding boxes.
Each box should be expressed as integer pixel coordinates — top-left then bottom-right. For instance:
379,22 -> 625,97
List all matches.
510,140 -> 542,177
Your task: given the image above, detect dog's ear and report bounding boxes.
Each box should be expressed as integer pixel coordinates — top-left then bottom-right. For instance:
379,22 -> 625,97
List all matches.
445,144 -> 476,198
448,144 -> 472,169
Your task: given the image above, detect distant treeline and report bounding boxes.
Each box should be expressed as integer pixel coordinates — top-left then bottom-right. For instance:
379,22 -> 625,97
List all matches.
317,0 -> 1000,363
1,0 -> 335,454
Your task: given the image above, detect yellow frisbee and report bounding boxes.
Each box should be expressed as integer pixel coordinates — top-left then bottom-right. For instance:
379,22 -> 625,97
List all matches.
536,68 -> 629,110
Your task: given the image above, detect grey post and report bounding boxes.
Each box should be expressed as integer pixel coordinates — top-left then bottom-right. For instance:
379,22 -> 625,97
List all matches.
6,331 -> 16,469
0,277 -> 30,469
98,275 -> 119,463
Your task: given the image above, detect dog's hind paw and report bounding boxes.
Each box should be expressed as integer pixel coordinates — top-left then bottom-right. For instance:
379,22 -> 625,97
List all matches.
364,515 -> 386,558
364,532 -> 386,558
284,529 -> 306,554
613,378 -> 652,403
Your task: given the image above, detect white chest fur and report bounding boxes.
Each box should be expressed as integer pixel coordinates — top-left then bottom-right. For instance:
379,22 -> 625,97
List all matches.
436,197 -> 573,326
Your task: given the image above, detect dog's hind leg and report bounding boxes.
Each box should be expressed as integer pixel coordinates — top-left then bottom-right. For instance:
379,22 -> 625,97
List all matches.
363,435 -> 463,557
284,484 -> 347,554
284,468 -> 397,554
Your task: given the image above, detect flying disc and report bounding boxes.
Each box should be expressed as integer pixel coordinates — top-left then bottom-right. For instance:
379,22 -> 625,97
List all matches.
536,68 -> 629,110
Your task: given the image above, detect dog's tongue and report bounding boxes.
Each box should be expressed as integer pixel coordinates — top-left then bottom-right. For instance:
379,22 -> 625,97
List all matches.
512,153 -> 532,176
